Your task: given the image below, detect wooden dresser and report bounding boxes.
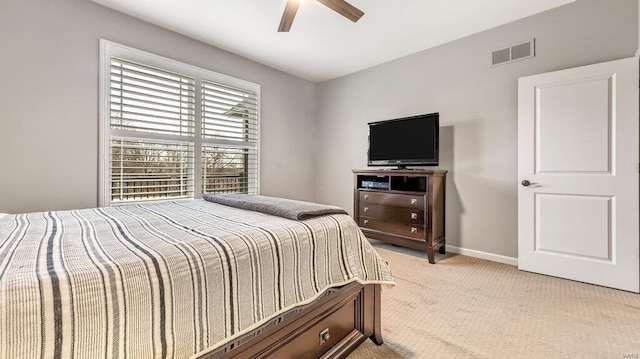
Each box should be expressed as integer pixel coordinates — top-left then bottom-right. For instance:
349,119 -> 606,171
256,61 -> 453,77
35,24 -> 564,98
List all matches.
353,169 -> 447,263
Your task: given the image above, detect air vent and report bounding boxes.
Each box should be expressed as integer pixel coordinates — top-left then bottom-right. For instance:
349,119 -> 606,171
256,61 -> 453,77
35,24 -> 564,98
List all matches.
492,48 -> 511,66
491,39 -> 535,66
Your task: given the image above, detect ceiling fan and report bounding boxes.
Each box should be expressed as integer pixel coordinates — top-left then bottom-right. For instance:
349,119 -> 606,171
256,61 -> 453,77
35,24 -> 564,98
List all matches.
278,0 -> 364,32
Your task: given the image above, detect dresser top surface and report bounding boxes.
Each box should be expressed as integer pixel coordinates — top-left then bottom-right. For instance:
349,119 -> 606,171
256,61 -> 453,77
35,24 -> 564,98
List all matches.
352,169 -> 448,176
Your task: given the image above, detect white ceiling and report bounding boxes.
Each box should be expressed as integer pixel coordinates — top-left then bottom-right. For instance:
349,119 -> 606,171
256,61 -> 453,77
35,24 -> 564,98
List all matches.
91,0 -> 575,82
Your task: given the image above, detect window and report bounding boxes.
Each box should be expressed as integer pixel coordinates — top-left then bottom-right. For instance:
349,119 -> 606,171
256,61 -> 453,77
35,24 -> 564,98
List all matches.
201,81 -> 258,195
99,40 -> 260,206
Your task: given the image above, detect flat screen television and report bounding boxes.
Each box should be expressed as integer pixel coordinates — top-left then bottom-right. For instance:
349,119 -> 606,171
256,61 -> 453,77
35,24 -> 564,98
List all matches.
368,112 -> 439,168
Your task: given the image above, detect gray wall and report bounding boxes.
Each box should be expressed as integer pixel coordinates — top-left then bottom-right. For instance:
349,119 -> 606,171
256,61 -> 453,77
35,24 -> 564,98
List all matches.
314,0 -> 638,258
0,0 -> 316,213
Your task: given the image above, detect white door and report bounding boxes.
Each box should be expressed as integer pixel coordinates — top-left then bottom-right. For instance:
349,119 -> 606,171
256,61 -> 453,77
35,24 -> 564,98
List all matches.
518,57 -> 639,293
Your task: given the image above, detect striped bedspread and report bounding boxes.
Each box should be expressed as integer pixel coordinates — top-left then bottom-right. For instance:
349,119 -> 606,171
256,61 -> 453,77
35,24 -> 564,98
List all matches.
0,199 -> 394,359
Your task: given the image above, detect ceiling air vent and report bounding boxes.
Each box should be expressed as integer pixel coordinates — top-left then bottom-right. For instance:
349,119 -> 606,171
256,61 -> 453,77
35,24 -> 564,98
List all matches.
491,39 -> 535,66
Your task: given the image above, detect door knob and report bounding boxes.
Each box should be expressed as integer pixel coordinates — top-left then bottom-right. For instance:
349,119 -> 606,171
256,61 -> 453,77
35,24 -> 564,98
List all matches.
521,180 -> 539,187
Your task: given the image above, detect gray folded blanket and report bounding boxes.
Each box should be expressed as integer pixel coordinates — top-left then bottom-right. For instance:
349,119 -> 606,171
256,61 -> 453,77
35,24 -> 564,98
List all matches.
202,194 -> 348,220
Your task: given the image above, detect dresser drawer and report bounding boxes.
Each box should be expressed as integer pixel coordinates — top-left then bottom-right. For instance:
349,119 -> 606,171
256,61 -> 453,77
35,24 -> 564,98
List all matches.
264,290 -> 358,359
358,217 -> 425,240
360,191 -> 425,209
359,203 -> 425,224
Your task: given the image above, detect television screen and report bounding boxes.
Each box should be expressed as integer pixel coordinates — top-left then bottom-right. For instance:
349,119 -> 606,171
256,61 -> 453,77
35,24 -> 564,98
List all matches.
368,113 -> 439,167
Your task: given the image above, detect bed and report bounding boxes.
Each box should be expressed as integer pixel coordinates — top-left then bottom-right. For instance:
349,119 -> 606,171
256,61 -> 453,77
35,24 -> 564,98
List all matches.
0,196 -> 394,358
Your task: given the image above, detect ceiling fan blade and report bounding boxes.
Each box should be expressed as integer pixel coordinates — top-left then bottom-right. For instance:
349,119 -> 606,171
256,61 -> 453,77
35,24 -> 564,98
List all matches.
278,0 -> 300,32
317,0 -> 364,22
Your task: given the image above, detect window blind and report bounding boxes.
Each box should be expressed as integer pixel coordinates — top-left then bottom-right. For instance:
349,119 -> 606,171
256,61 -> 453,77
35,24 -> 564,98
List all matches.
202,81 -> 258,144
111,138 -> 194,202
100,41 -> 260,206
110,57 -> 195,136
109,57 -> 196,203
202,145 -> 257,194
201,80 -> 258,195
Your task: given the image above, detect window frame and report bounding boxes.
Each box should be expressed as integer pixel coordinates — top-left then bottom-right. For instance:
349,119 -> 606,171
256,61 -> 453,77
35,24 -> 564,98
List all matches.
99,39 -> 261,207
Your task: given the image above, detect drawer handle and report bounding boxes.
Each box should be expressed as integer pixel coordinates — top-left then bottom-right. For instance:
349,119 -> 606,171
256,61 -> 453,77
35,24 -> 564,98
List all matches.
411,227 -> 418,234
364,194 -> 369,200
363,207 -> 369,212
320,328 -> 330,345
411,213 -> 418,220
411,198 -> 418,205
363,219 -> 369,225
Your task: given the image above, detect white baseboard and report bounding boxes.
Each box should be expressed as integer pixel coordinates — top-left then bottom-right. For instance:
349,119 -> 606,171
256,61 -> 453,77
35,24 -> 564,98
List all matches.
445,245 -> 518,266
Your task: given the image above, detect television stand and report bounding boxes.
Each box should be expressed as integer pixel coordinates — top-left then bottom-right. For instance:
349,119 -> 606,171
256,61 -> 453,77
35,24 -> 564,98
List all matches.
353,169 -> 447,263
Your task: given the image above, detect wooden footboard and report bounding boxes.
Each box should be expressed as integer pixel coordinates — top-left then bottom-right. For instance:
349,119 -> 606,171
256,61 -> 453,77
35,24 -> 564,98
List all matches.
200,283 -> 382,359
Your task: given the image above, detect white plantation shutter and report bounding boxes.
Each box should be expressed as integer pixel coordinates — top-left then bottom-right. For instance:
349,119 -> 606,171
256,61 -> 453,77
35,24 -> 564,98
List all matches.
100,41 -> 260,206
201,81 -> 258,194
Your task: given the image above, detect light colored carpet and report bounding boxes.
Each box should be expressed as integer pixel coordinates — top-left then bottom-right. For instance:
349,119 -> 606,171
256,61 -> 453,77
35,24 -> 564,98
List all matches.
348,241 -> 640,359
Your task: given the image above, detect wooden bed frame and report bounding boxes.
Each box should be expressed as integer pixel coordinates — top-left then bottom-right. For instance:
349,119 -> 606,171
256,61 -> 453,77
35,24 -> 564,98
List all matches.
200,283 -> 382,358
